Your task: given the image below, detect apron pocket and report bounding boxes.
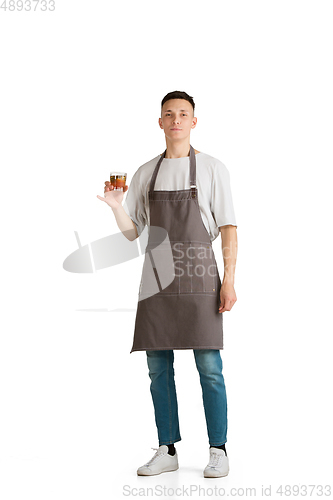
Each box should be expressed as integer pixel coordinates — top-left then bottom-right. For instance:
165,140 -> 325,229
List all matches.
172,242 -> 218,294
139,242 -> 219,297
139,243 -> 176,298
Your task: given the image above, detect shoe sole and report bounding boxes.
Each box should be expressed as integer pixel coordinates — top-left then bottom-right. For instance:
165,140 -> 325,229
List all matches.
204,470 -> 229,478
137,466 -> 179,476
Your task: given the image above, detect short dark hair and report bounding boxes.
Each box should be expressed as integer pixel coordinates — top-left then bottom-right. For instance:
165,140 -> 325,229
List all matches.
161,91 -> 195,115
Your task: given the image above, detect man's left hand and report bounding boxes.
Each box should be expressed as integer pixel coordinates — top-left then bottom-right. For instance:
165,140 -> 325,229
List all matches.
219,281 -> 237,313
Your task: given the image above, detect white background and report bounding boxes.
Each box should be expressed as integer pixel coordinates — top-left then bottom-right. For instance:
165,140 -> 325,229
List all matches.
0,0 -> 332,498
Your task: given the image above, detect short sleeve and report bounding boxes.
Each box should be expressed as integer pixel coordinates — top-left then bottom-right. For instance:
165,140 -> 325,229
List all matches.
122,169 -> 147,237
211,161 -> 237,228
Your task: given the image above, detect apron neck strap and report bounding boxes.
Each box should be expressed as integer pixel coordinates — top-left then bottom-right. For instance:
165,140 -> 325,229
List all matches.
149,144 -> 197,194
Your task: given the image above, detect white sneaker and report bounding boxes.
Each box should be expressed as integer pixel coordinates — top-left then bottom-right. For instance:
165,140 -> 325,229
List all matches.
137,445 -> 179,476
203,447 -> 229,478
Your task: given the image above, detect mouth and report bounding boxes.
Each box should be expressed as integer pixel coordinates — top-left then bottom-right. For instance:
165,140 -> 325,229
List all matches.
171,128 -> 182,131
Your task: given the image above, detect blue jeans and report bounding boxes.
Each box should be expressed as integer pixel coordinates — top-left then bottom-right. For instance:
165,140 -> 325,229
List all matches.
146,349 -> 227,447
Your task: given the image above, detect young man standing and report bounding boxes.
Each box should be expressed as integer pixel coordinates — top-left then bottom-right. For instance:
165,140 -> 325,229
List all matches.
97,91 -> 237,478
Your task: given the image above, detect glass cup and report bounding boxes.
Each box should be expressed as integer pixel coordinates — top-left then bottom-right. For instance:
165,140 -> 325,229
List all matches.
110,171 -> 127,191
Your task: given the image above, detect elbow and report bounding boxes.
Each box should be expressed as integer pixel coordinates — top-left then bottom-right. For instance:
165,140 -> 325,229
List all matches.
122,227 -> 138,242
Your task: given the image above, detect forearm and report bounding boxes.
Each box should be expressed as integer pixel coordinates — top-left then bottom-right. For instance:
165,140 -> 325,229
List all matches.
111,204 -> 139,241
220,225 -> 238,284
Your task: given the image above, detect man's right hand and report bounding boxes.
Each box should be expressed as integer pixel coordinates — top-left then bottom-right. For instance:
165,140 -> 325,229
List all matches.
96,181 -> 129,209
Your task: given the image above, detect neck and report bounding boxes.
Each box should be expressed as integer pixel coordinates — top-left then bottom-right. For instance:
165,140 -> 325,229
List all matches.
164,140 -> 191,158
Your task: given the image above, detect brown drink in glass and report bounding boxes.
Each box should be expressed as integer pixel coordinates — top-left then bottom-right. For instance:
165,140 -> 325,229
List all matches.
110,172 -> 127,191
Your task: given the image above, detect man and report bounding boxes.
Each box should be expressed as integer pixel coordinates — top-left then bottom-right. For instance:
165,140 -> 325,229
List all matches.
97,90 -> 237,478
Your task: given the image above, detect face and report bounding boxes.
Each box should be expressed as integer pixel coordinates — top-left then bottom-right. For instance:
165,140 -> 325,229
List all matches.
159,99 -> 197,140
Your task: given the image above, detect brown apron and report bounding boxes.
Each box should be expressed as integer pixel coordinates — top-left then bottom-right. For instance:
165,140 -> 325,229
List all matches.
130,145 -> 223,353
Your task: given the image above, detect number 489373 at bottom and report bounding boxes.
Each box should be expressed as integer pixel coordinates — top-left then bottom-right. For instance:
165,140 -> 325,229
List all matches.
0,1 -> 55,11
274,484 -> 331,496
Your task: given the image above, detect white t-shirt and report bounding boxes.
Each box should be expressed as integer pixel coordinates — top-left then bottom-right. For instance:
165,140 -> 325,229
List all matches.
123,151 -> 237,242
